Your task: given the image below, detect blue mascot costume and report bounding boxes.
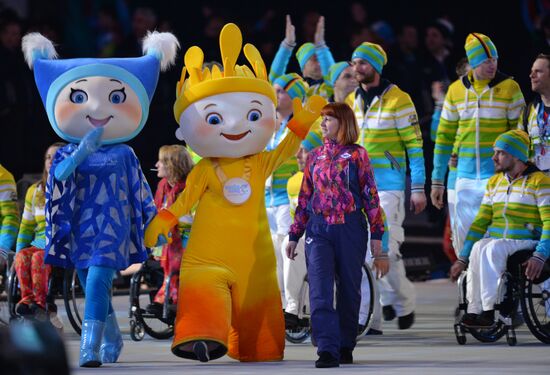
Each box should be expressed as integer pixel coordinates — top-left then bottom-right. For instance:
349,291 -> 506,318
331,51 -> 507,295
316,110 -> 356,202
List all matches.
22,31 -> 179,367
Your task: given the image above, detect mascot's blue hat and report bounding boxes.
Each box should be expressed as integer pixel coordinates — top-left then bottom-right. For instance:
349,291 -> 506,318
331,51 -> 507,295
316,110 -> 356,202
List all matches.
22,32 -> 179,143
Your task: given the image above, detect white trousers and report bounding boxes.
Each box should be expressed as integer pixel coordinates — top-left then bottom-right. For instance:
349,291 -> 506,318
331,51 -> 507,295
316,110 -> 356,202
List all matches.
376,191 -> 416,317
281,235 -> 308,316
454,177 -> 489,255
267,204 -> 292,306
466,238 -> 537,314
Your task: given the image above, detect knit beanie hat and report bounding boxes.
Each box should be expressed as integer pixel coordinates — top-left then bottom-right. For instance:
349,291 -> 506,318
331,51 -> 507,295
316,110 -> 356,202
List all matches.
301,125 -> 322,151
464,33 -> 498,68
296,43 -> 315,70
273,73 -> 308,100
351,42 -> 387,74
494,130 -> 530,162
327,62 -> 350,87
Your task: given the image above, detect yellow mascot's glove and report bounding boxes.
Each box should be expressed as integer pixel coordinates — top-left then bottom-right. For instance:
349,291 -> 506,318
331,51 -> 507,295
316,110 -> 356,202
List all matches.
144,209 -> 179,248
286,95 -> 327,139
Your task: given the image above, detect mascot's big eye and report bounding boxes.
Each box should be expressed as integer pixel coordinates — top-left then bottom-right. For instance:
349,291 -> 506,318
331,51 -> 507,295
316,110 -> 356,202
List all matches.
70,89 -> 88,104
247,109 -> 262,122
206,113 -> 223,125
109,89 -> 126,104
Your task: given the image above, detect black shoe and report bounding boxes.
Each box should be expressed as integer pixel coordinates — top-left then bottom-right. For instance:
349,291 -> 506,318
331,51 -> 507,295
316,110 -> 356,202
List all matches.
461,313 -> 495,328
193,341 -> 210,362
398,311 -> 415,329
339,348 -> 353,364
315,351 -> 339,368
145,302 -> 163,316
15,303 -> 33,316
366,328 -> 383,335
382,305 -> 396,321
284,312 -> 299,329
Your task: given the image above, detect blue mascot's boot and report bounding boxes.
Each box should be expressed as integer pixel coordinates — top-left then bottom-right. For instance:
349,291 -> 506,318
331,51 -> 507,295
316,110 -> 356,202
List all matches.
100,312 -> 124,363
79,320 -> 105,367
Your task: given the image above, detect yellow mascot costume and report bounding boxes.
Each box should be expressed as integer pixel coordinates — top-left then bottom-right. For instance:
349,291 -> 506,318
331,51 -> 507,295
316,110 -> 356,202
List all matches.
145,23 -> 325,362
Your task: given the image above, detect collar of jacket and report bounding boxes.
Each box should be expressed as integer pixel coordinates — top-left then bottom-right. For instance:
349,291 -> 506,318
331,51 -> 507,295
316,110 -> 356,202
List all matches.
357,78 -> 392,111
461,70 -> 511,89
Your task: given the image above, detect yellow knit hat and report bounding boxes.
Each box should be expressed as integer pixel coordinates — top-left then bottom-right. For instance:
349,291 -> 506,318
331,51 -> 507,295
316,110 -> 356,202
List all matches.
173,23 -> 276,122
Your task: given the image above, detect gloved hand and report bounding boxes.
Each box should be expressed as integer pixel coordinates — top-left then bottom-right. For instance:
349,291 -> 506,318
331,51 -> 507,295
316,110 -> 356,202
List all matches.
144,209 -> 178,248
55,128 -> 104,180
287,95 -> 327,139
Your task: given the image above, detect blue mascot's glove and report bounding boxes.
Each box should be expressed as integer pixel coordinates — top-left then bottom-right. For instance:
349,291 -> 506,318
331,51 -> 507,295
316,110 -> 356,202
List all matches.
55,128 -> 104,180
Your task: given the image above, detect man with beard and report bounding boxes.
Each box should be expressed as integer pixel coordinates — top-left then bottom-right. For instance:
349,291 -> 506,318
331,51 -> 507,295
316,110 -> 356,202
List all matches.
347,42 -> 427,330
449,130 -> 550,327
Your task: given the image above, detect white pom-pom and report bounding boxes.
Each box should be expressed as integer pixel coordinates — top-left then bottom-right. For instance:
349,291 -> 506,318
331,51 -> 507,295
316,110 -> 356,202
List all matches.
21,32 -> 58,69
142,31 -> 180,71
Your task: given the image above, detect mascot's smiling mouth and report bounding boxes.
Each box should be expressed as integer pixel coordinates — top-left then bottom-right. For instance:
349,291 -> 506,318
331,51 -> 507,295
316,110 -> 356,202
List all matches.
221,130 -> 251,141
87,115 -> 113,127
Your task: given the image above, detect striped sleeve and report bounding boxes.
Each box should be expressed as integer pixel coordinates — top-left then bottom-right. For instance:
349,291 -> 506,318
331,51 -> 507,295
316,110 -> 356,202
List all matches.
16,184 -> 37,251
394,92 -> 425,190
534,176 -> 550,259
269,42 -> 293,83
315,44 -> 335,79
432,89 -> 460,184
0,168 -> 19,250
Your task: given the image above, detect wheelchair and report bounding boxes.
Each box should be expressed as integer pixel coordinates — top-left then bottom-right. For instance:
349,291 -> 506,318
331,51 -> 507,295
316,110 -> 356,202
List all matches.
128,257 -> 176,341
6,258 -> 84,334
454,249 -> 550,346
285,263 -> 376,344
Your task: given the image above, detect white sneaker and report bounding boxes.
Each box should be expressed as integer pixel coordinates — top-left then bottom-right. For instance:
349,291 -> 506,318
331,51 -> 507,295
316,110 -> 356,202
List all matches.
49,312 -> 64,333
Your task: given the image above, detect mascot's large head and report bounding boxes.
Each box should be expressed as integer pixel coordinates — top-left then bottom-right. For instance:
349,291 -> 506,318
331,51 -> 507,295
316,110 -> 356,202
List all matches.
173,23 -> 277,158
22,32 -> 179,145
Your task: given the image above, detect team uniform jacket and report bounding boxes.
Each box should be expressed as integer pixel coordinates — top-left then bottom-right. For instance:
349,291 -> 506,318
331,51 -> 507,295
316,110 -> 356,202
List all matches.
460,165 -> 550,262
346,80 -> 425,192
432,71 -> 525,184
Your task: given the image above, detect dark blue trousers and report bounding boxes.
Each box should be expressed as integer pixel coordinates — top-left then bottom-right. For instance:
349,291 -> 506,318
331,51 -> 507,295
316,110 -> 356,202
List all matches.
305,211 -> 368,358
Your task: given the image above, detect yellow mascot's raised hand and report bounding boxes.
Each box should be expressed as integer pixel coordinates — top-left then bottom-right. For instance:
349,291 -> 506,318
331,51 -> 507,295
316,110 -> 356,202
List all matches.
286,95 -> 327,139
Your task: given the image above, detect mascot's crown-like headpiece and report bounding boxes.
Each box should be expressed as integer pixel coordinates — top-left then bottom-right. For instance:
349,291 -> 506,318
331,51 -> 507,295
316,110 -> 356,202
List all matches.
173,23 -> 276,121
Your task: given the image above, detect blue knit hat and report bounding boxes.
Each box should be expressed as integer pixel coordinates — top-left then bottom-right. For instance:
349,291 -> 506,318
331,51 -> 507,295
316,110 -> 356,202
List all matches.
22,32 -> 179,144
296,43 -> 315,70
327,62 -> 350,87
351,42 -> 387,74
301,125 -> 322,151
465,33 -> 498,69
273,73 -> 308,100
494,130 -> 530,162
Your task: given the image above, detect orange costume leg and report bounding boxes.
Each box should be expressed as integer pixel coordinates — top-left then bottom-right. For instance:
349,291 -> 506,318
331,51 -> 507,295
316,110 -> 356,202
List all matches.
227,268 -> 285,362
171,264 -> 233,360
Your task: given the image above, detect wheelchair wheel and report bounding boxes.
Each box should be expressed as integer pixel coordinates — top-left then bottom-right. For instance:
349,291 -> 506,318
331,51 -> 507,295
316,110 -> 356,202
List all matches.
0,262 -> 12,325
285,275 -> 311,344
129,263 -> 174,340
63,268 -> 85,335
129,319 -> 145,341
357,264 -> 376,341
6,264 -> 20,320
520,278 -> 550,344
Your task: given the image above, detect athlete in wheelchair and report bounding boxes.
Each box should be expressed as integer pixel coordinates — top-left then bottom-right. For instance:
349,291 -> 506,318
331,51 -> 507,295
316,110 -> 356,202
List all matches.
450,130 -> 550,345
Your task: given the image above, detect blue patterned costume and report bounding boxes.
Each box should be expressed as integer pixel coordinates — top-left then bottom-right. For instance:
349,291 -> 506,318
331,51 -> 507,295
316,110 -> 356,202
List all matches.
45,144 -> 156,270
